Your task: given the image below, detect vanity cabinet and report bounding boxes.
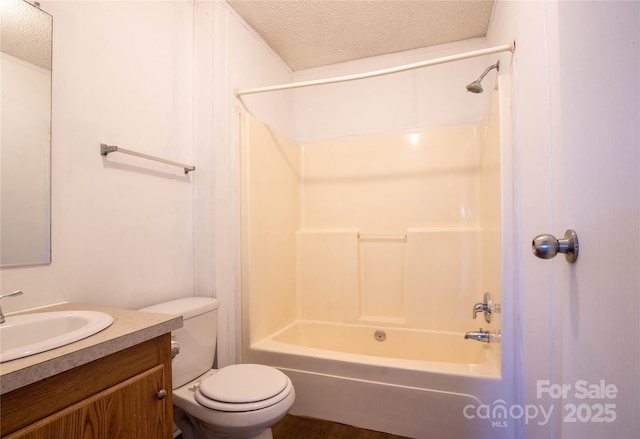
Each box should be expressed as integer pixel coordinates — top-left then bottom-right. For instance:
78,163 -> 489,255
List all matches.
1,334 -> 173,439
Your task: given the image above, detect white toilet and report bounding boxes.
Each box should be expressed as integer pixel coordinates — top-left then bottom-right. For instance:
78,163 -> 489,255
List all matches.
141,297 -> 295,439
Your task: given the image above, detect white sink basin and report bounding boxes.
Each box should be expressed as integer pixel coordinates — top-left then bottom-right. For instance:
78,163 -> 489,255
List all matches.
0,310 -> 113,363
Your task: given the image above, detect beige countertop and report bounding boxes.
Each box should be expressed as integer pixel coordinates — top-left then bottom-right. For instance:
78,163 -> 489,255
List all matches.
0,302 -> 182,395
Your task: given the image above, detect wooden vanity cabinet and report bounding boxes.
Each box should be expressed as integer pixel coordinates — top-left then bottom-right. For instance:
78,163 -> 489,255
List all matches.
1,334 -> 173,439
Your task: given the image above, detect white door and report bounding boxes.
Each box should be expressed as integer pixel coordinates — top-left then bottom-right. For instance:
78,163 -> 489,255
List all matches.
526,2 -> 639,438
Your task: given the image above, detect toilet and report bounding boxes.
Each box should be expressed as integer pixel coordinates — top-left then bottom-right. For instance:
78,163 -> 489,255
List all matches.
141,297 -> 295,439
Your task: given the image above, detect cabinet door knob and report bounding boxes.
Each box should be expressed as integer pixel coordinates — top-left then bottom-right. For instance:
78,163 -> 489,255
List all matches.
156,389 -> 167,400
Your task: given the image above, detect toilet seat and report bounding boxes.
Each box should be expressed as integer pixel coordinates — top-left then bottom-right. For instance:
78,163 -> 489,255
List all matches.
195,364 -> 292,412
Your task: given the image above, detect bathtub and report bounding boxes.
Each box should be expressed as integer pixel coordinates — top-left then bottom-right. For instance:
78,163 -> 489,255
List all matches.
249,320 -> 505,439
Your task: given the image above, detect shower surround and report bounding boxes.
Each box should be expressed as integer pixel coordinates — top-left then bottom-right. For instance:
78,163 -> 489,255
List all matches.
241,84 -> 507,438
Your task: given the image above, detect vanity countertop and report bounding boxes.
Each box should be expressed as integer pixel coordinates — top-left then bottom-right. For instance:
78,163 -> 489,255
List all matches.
0,302 -> 182,395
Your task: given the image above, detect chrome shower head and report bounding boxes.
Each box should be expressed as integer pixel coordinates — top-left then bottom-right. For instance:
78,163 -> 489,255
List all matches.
466,60 -> 500,94
466,80 -> 484,93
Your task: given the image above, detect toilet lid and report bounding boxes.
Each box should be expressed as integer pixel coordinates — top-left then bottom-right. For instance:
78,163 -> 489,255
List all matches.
195,364 -> 291,412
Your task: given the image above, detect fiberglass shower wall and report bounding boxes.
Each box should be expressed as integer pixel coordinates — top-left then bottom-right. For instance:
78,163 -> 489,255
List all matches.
241,90 -> 502,344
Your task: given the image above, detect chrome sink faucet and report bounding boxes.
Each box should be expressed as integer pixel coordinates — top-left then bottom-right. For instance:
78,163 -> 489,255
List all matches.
0,290 -> 23,324
464,328 -> 501,343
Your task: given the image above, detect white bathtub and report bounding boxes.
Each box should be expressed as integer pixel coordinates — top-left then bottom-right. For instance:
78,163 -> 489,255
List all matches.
249,321 -> 505,439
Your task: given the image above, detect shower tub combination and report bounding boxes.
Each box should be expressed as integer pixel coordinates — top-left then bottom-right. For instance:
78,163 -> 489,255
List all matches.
251,321 -> 500,438
240,67 -> 514,437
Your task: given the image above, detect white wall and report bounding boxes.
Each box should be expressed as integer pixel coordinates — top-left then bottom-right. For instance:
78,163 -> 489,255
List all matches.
196,1 -> 293,366
0,0 -> 293,368
293,38 -> 496,141
1,1 -> 196,312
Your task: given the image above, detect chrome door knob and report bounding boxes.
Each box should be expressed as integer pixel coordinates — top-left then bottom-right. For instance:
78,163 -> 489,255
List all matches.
532,229 -> 579,263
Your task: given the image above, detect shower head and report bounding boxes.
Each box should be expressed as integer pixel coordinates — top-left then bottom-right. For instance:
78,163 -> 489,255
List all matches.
466,60 -> 500,94
466,80 -> 484,94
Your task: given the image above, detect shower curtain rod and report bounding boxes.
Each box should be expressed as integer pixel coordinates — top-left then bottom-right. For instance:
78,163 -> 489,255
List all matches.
234,41 -> 515,98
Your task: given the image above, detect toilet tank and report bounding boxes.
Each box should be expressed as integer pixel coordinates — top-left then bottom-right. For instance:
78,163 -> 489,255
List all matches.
141,297 -> 219,389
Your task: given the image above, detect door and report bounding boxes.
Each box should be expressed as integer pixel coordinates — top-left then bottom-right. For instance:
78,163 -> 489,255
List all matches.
525,2 -> 639,439
7,365 -> 169,439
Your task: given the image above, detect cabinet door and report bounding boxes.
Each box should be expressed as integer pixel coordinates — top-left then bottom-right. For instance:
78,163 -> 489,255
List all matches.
7,365 -> 169,439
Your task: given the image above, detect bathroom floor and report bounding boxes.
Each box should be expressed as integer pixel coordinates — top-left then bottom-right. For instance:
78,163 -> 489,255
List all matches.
272,415 -> 411,439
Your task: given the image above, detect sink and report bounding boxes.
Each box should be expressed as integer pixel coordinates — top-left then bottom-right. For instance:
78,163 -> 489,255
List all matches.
0,310 -> 113,363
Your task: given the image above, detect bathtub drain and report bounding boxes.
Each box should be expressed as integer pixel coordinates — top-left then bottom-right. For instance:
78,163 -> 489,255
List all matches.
374,330 -> 387,342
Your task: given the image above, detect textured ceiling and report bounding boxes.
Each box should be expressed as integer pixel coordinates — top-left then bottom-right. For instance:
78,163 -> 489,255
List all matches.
228,0 -> 495,70
0,0 -> 52,70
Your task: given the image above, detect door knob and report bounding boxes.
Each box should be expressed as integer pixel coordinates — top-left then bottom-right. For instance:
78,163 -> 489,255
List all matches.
532,229 -> 579,263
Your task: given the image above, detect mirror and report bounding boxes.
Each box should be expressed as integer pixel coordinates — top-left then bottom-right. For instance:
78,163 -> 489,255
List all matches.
1,0 -> 52,266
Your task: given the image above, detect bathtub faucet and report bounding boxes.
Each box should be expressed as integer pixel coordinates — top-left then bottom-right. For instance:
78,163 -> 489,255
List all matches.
473,302 -> 487,319
464,328 -> 501,343
472,292 -> 500,323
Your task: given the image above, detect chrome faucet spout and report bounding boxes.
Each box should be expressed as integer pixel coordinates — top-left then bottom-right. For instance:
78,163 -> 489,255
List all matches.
0,290 -> 23,324
464,328 -> 501,343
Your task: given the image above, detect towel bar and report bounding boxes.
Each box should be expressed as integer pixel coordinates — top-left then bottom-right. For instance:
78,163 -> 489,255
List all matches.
100,144 -> 195,174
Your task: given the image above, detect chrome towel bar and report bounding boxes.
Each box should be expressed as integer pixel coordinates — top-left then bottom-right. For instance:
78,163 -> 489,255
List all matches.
100,144 -> 195,174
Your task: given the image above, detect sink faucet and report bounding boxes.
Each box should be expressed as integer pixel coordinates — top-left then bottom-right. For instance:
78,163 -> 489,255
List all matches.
0,290 -> 23,324
464,328 -> 501,343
